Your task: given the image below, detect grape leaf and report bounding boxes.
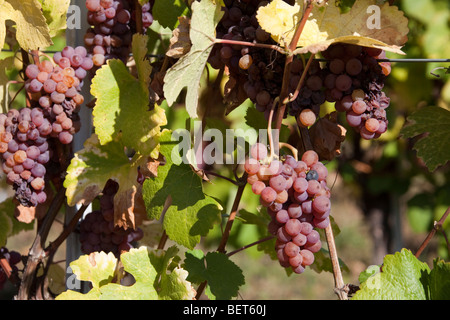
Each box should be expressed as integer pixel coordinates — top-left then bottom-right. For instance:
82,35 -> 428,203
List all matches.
37,0 -> 70,37
163,0 -> 224,119
146,20 -> 172,56
352,249 -> 430,300
358,264 -> 381,284
142,130 -> 223,249
64,134 -> 150,229
91,57 -> 166,157
256,0 -> 408,54
131,33 -> 152,89
0,0 -> 52,51
69,252 -> 118,289
58,246 -> 196,300
424,258 -> 450,300
184,250 -> 245,300
152,0 -> 189,30
401,106 -> 450,172
166,16 -> 192,59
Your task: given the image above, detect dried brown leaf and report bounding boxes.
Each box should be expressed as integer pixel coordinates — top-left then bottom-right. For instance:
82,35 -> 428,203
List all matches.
309,112 -> 347,161
166,16 -> 192,59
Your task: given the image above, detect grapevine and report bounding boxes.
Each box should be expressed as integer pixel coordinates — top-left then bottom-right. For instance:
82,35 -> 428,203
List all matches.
0,0 -> 448,303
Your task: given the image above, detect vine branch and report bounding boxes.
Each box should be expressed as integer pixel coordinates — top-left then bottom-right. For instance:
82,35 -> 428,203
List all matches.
274,0 -> 314,131
226,235 -> 275,257
16,188 -> 66,300
415,205 -> 450,258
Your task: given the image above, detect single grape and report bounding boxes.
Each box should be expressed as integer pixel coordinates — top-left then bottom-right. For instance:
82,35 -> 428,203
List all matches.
250,143 -> 267,161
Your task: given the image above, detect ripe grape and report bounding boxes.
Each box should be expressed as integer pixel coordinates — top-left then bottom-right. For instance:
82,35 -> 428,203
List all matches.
250,142 -> 268,161
298,108 -> 317,127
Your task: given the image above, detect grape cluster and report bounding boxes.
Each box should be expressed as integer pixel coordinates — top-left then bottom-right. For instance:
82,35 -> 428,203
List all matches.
79,181 -> 144,257
322,44 -> 391,139
0,247 -> 21,290
25,46 -> 93,144
0,46 -> 92,207
209,1 -> 392,140
84,0 -> 154,66
209,0 -> 294,120
245,143 -> 331,273
0,109 -> 49,206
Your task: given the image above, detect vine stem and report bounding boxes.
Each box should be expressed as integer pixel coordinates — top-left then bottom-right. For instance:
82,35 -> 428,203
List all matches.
157,196 -> 172,250
134,0 -> 144,34
283,53 -> 315,104
324,224 -> 347,300
415,205 -> 450,258
226,235 -> 275,257
214,38 -> 286,55
203,170 -> 240,186
16,188 -> 66,300
274,0 -> 314,131
217,177 -> 247,253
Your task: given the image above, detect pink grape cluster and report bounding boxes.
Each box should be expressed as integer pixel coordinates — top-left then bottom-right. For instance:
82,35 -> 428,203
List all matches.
245,143 -> 331,274
0,109 -> 49,206
322,44 -> 391,139
0,46 -> 92,207
84,0 -> 154,66
24,46 -> 93,145
79,180 -> 144,257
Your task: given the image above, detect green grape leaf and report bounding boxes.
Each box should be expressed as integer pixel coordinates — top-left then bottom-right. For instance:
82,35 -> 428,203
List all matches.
99,247 -> 159,300
424,258 -> 450,300
237,209 -> 270,228
91,58 -> 167,156
142,130 -> 223,249
358,264 -> 381,284
184,250 -> 245,300
401,106 -> 450,172
352,249 -> 430,300
57,246 -> 195,300
69,251 -> 118,289
63,134 -> 149,229
245,106 -> 291,143
152,0 -> 189,30
256,0 -> 408,55
37,0 -> 70,37
163,0 -> 224,119
0,0 -> 53,51
132,33 -> 152,89
146,20 -> 173,56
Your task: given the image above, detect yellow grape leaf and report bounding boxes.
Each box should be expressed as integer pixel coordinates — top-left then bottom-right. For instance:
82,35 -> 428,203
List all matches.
257,0 -> 409,55
0,0 -> 53,51
37,0 -> 71,37
132,33 -> 152,89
